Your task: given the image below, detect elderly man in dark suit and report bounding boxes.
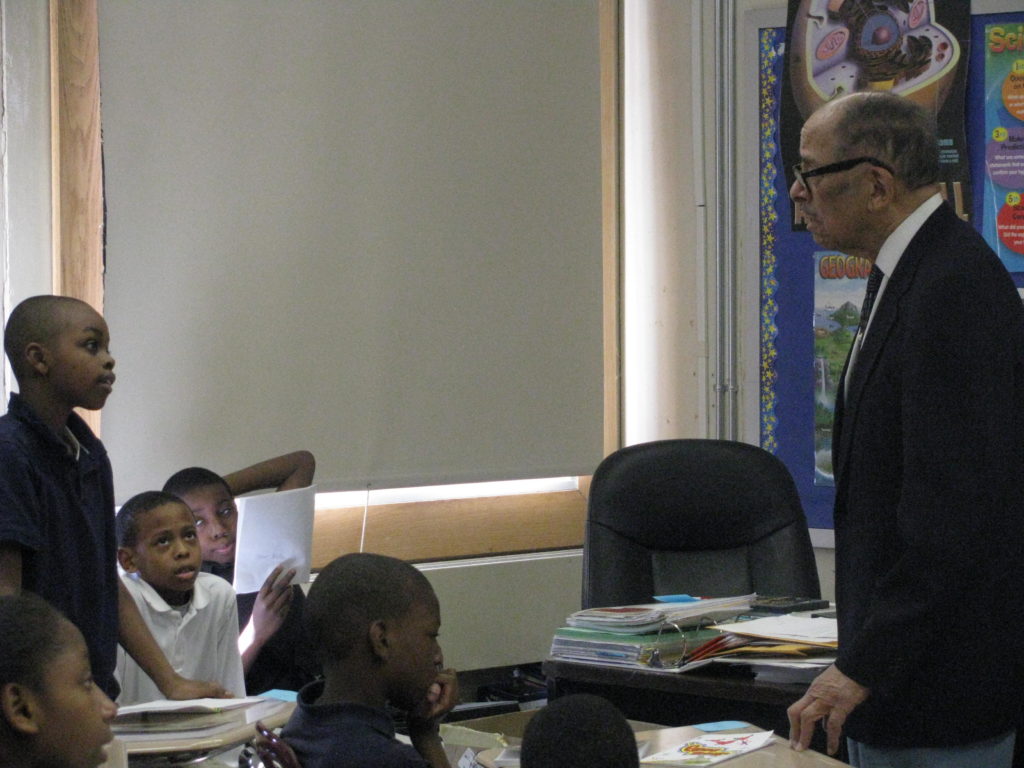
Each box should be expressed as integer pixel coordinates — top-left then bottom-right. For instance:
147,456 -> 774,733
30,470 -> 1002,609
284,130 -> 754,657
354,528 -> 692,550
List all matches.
786,92 -> 1024,768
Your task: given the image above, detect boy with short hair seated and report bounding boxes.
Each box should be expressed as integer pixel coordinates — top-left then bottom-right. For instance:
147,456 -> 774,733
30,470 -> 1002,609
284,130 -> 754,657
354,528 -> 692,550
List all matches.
115,490 -> 245,704
0,591 -> 118,768
280,552 -> 459,768
163,451 -> 319,694
520,694 -> 639,768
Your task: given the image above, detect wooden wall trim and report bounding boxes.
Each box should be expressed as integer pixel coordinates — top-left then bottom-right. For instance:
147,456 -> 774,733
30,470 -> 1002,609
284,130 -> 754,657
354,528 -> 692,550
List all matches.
50,0 -> 104,434
311,488 -> 587,567
50,0 -> 104,308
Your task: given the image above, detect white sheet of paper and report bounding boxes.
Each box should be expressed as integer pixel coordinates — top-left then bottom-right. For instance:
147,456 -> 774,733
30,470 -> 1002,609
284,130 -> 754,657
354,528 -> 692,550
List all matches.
115,696 -> 263,716
233,484 -> 315,593
712,615 -> 838,645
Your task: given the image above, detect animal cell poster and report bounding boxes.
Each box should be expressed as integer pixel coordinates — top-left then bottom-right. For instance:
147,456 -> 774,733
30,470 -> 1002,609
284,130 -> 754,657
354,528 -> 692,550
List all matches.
780,0 -> 972,230
981,19 -> 1024,271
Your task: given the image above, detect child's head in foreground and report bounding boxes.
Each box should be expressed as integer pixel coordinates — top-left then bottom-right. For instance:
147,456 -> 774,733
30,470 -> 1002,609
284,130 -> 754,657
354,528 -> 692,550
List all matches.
521,694 -> 638,768
116,491 -> 202,606
163,468 -> 237,566
305,553 -> 442,712
3,295 -> 115,410
0,592 -> 117,768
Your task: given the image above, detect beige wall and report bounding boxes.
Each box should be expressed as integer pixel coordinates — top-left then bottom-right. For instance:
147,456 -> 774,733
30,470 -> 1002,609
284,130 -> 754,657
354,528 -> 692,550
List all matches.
420,552 -> 584,671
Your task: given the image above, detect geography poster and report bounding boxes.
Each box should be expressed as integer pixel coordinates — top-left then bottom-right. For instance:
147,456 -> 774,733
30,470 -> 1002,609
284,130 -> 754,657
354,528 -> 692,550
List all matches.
812,253 -> 870,487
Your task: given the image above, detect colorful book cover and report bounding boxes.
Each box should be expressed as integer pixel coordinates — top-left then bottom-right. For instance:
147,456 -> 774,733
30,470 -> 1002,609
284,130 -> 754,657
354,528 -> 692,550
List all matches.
642,731 -> 775,765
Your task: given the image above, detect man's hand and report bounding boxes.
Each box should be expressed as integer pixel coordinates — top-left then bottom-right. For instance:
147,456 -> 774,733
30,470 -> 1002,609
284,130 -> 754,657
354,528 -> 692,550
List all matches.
162,674 -> 234,700
788,664 -> 869,755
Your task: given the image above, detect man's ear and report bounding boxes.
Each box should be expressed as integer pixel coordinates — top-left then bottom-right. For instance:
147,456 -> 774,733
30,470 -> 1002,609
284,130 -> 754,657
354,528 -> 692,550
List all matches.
23,342 -> 50,377
1,681 -> 42,736
866,165 -> 897,211
369,619 -> 389,662
117,547 -> 139,574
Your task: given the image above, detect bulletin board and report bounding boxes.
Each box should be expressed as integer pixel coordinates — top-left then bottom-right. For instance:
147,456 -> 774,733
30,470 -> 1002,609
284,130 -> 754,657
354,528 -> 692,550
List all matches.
759,10 -> 1024,531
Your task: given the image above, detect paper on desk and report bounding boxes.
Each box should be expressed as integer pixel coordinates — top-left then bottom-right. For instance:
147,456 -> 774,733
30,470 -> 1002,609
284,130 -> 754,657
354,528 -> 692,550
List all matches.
711,615 -> 838,647
489,747 -> 521,767
233,485 -> 316,594
115,697 -> 264,716
641,731 -> 774,764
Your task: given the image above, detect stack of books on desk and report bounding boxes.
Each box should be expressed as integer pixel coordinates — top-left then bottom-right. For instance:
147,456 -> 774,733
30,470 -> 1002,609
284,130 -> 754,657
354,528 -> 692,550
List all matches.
549,603 -> 838,678
549,595 -> 755,672
549,625 -> 733,670
564,595 -> 755,634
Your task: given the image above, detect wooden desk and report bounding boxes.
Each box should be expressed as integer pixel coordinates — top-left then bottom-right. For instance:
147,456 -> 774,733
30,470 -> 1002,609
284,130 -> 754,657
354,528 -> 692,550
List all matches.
111,697 -> 294,765
543,658 -> 837,758
633,724 -> 847,767
475,722 -> 848,767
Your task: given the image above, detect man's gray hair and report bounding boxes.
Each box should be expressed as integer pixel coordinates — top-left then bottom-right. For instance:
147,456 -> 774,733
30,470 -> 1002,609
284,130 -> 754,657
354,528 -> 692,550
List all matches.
830,92 -> 940,191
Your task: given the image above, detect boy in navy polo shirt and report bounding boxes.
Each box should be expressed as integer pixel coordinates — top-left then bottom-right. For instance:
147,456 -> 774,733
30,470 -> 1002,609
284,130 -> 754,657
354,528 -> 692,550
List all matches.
281,553 -> 458,768
0,295 -> 228,701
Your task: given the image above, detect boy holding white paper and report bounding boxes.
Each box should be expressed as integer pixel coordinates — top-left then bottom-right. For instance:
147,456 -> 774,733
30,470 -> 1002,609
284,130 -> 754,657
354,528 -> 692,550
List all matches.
163,451 -> 320,695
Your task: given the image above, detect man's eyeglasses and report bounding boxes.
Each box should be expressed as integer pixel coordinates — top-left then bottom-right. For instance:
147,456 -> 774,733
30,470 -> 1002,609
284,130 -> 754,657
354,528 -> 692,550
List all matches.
792,156 -> 894,197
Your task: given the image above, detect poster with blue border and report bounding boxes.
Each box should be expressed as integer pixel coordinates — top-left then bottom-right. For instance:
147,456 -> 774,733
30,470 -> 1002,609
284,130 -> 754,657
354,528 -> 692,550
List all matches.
980,21 -> 1024,269
759,11 -> 1024,531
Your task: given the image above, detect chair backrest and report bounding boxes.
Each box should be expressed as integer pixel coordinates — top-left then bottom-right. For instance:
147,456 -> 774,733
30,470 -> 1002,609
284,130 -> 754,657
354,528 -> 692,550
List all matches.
582,439 -> 820,608
253,720 -> 302,768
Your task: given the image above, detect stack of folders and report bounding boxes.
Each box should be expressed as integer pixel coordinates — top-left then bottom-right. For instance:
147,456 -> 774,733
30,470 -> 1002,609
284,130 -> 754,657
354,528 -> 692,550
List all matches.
549,625 -> 731,670
707,614 -> 838,683
549,595 -> 756,672
550,599 -> 838,678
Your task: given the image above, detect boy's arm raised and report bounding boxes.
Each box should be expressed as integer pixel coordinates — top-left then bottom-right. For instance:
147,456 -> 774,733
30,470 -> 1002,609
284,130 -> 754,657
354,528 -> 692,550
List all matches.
222,451 -> 315,496
118,580 -> 232,699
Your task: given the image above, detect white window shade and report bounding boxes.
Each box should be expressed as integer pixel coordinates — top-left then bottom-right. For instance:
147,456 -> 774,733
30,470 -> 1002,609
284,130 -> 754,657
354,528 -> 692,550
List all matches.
98,1 -> 603,499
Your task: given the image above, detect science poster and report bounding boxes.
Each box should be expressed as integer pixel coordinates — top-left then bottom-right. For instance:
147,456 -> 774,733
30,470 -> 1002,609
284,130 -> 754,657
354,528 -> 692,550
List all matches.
981,20 -> 1024,272
780,0 -> 972,230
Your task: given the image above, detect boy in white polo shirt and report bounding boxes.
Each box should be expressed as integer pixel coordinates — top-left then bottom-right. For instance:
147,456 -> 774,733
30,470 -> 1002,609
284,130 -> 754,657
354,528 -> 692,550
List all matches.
114,490 -> 245,705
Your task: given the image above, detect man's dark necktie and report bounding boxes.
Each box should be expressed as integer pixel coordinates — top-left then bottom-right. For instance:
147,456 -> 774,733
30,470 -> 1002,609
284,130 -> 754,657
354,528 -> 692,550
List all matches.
859,264 -> 884,333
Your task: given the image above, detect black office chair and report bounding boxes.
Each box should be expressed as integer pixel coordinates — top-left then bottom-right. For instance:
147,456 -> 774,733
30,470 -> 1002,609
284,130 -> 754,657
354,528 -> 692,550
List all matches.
582,439 -> 820,608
